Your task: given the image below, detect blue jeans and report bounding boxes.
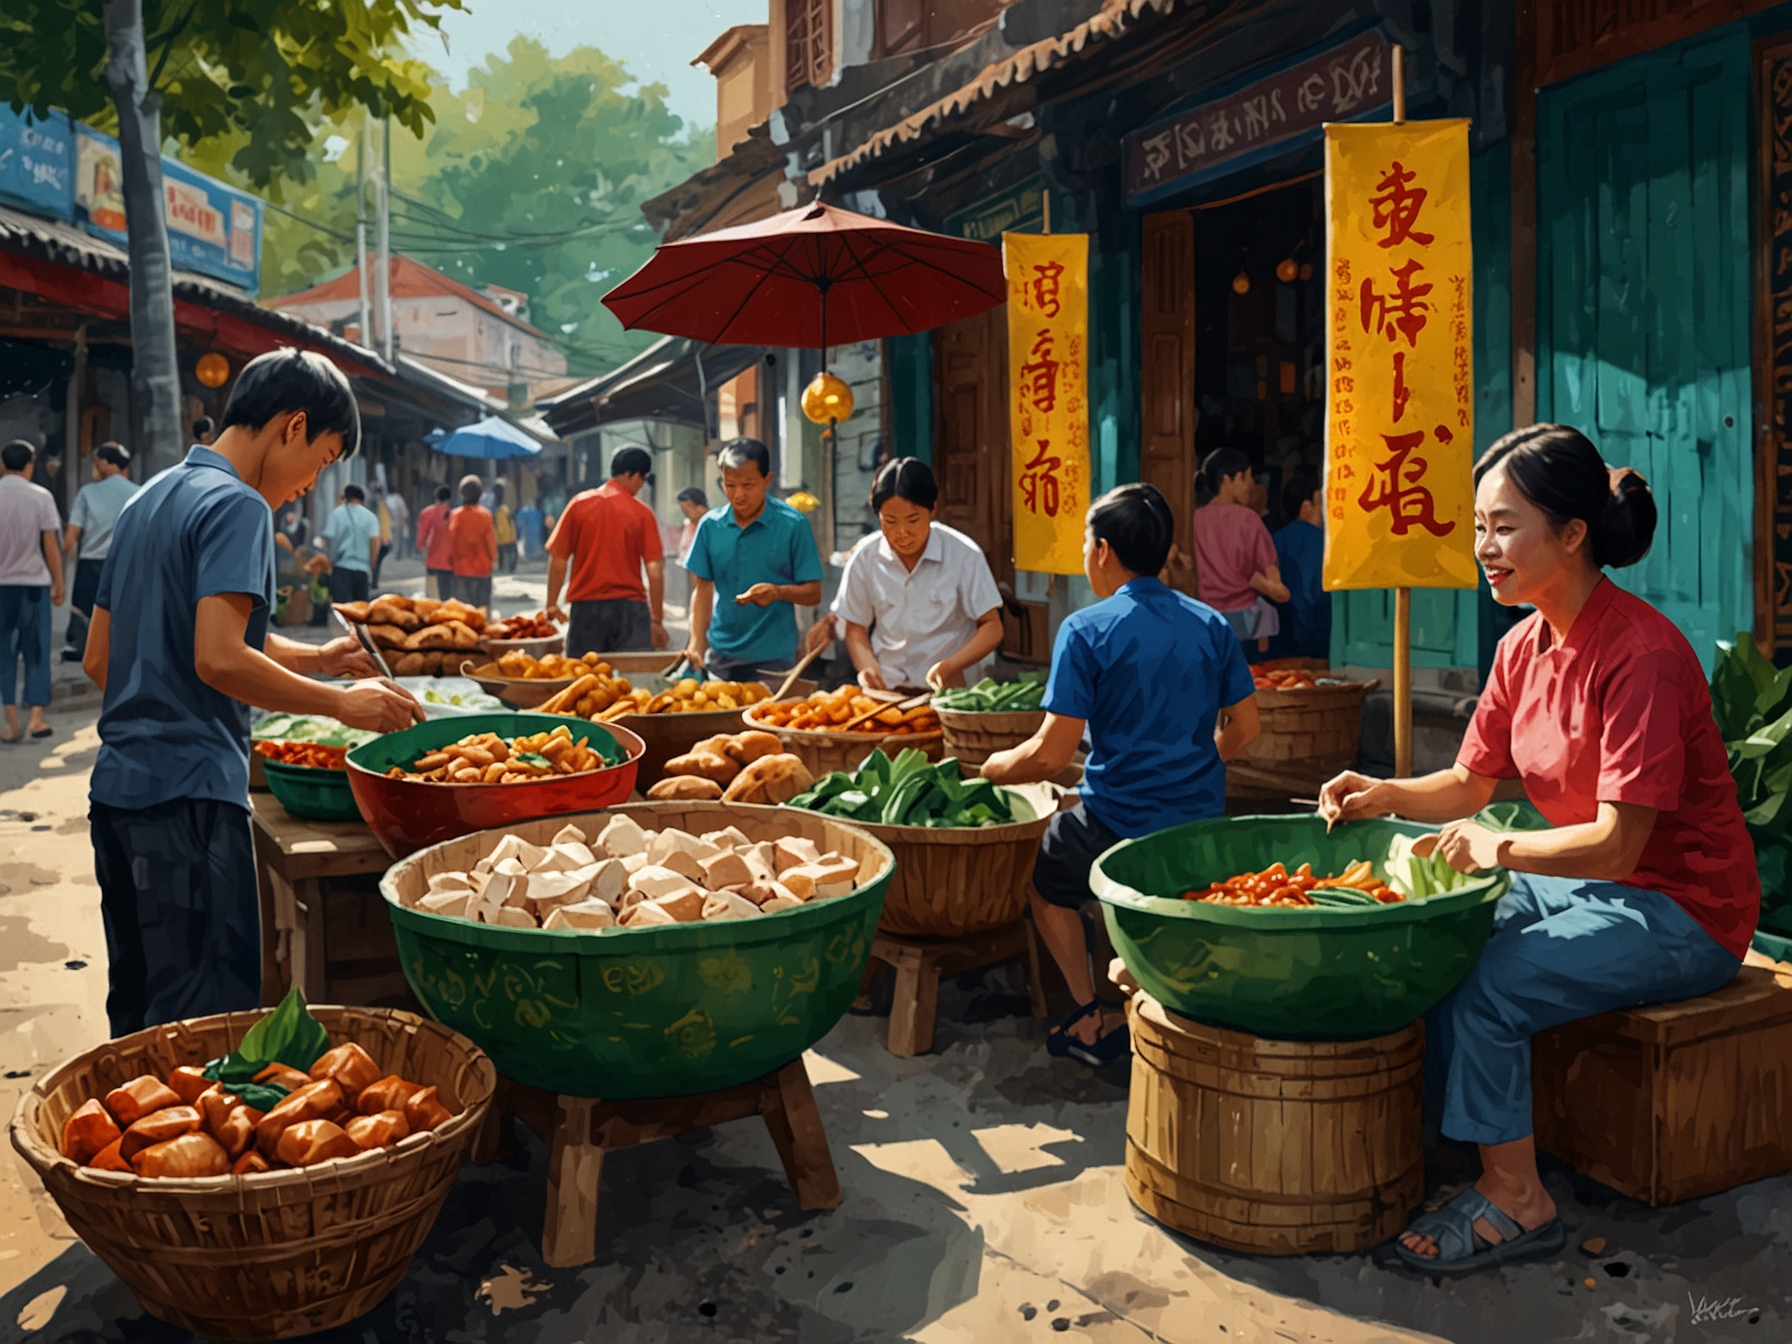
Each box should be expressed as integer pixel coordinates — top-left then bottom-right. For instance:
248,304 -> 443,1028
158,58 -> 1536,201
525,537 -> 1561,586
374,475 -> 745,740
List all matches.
1426,873 -> 1740,1145
0,584 -> 51,708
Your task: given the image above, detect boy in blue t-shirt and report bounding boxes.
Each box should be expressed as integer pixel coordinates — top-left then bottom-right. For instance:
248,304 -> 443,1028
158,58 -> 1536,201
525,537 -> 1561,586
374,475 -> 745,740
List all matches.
982,483 -> 1260,1067
1268,470 -> 1330,660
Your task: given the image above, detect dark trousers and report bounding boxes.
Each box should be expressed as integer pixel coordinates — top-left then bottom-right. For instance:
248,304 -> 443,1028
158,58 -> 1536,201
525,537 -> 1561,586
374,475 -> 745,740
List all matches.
427,569 -> 454,600
498,543 -> 518,574
455,574 -> 493,609
0,584 -> 51,708
328,568 -> 370,605
567,598 -> 651,656
92,798 -> 261,1037
705,655 -> 794,685
372,542 -> 392,587
64,557 -> 106,656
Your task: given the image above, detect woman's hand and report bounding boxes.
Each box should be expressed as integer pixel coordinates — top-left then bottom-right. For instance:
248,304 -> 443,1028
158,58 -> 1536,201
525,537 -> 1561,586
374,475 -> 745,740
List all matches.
857,666 -> 887,692
1317,770 -> 1386,828
1435,820 -> 1505,874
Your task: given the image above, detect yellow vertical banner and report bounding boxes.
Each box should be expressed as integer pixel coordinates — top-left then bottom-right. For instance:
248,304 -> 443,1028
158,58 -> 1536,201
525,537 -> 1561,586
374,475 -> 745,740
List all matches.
1003,231 -> 1090,575
1322,119 -> 1477,591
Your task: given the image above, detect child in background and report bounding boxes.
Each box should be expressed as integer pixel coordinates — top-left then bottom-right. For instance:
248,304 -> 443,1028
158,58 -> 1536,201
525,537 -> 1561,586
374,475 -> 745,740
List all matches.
981,483 -> 1261,1067
1269,470 -> 1331,661
1192,447 -> 1289,655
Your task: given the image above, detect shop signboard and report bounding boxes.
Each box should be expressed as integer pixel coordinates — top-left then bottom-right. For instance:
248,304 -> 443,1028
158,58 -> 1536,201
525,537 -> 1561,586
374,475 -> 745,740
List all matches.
0,105 -> 74,220
1125,29 -> 1395,206
946,177 -> 1045,242
1321,118 -> 1476,592
1003,231 -> 1089,575
75,125 -> 263,294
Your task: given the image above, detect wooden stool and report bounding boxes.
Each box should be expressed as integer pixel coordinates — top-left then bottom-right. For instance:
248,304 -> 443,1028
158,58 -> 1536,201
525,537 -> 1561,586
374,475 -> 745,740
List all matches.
869,920 -> 1049,1056
479,1057 -> 844,1268
1532,964 -> 1792,1205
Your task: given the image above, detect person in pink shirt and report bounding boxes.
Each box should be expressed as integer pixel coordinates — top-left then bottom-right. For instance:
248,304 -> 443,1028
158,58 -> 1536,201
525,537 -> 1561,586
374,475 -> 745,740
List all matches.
1190,448 -> 1288,650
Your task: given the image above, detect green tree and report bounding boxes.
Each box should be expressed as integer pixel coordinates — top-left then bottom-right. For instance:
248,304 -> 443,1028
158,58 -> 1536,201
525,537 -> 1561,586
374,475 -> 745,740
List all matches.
0,0 -> 461,473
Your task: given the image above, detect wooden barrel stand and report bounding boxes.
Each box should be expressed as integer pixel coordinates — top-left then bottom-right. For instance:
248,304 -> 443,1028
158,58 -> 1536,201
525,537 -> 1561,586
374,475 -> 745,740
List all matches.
1124,993 -> 1424,1254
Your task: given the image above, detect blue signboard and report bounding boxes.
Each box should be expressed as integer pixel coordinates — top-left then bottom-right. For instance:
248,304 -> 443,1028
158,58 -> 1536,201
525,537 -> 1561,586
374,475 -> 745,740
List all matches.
0,105 -> 75,220
75,126 -> 263,294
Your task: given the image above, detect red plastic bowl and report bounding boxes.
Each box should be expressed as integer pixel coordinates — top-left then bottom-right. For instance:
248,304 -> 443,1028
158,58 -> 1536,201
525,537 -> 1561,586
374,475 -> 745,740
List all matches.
344,712 -> 645,857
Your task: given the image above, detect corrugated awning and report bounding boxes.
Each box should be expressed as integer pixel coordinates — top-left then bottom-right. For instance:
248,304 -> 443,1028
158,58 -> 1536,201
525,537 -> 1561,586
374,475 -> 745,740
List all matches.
537,335 -> 765,437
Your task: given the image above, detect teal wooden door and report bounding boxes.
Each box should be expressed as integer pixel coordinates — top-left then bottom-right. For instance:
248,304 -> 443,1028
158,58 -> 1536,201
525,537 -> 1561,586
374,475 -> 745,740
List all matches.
1537,26 -> 1753,669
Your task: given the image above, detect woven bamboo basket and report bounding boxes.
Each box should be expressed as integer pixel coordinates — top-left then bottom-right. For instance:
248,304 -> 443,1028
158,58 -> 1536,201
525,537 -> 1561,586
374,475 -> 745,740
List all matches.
935,707 -> 1046,767
744,702 -> 943,776
843,782 -> 1061,938
10,1005 -> 495,1340
1227,680 -> 1374,801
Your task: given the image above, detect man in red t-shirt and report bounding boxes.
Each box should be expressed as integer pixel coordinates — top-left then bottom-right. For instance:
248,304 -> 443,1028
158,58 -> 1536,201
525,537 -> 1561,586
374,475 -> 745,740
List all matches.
447,474 -> 496,611
415,485 -> 454,599
546,445 -> 667,654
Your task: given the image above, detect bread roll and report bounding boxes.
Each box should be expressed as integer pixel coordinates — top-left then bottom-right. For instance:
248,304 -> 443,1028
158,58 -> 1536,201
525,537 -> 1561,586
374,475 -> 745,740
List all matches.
646,776 -> 724,801
131,1131 -> 230,1178
104,1076 -> 182,1127
61,1099 -> 122,1164
308,1042 -> 382,1102
274,1118 -> 362,1167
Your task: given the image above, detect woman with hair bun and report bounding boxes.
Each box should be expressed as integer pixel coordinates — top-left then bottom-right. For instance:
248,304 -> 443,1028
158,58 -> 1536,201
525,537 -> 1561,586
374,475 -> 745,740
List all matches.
832,457 -> 1004,690
1321,423 -> 1756,1275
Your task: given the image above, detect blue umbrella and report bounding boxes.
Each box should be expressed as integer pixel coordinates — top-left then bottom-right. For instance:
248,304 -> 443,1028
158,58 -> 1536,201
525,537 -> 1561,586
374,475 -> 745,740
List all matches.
428,416 -> 543,460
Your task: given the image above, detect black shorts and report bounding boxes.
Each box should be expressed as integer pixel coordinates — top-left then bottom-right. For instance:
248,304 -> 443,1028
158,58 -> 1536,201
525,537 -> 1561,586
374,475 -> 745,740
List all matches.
567,598 -> 650,656
1031,803 -> 1124,910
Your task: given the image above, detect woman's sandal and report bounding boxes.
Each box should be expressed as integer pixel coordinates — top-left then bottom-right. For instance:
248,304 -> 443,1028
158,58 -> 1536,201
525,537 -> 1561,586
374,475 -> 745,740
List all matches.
1392,1186 -> 1566,1275
1045,999 -> 1131,1068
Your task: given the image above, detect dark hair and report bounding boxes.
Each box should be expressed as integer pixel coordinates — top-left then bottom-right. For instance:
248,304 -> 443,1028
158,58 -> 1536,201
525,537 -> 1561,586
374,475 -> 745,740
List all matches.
219,348 -> 359,460
192,416 -> 215,439
459,474 -> 484,506
435,484 -> 452,502
1,440 -> 33,472
1473,424 -> 1656,569
611,445 -> 653,479
677,486 -> 708,508
870,457 -> 938,513
94,441 -> 131,470
343,483 -> 365,502
1087,482 -> 1176,577
1196,447 -> 1251,506
1282,469 -> 1320,522
717,437 -> 771,476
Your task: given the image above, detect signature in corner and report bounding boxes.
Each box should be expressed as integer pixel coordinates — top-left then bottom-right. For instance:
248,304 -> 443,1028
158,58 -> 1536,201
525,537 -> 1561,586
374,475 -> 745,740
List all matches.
1688,1292 -> 1752,1325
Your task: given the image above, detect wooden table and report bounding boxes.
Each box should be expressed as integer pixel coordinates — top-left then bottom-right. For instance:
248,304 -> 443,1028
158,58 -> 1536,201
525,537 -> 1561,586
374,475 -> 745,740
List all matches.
249,793 -> 414,1009
870,920 -> 1049,1056
477,1058 -> 843,1268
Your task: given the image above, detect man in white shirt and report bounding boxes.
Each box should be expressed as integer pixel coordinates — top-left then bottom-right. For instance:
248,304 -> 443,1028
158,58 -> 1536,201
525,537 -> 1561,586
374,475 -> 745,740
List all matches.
384,487 -> 410,560
0,440 -> 65,740
62,441 -> 137,662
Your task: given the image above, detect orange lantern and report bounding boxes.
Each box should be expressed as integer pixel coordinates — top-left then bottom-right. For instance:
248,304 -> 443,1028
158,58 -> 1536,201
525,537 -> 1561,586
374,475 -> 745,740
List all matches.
800,371 -> 853,425
195,352 -> 230,388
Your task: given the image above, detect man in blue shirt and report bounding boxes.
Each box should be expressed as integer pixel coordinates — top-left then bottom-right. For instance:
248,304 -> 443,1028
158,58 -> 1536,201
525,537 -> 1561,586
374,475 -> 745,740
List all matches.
61,441 -> 136,663
1268,470 -> 1331,660
682,437 -> 823,682
316,481 -> 382,606
982,483 -> 1261,1067
83,349 -> 419,1036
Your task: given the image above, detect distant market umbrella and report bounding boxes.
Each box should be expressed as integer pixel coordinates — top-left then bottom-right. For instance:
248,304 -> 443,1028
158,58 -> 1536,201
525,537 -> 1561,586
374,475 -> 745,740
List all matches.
600,202 -> 1006,353
427,416 -> 543,460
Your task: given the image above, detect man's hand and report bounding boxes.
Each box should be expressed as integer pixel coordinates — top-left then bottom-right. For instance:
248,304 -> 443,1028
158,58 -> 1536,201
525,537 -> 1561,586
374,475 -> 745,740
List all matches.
856,666 -> 887,691
318,636 -> 379,679
546,604 -> 567,625
50,581 -> 64,607
925,660 -> 965,690
650,620 -> 670,651
803,615 -> 836,658
736,583 -> 779,607
336,679 -> 424,733
681,642 -> 706,670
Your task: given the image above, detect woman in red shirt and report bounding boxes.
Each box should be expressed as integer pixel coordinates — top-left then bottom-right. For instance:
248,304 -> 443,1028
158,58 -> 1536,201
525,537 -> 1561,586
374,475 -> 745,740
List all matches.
1321,424 -> 1754,1275
447,474 -> 497,611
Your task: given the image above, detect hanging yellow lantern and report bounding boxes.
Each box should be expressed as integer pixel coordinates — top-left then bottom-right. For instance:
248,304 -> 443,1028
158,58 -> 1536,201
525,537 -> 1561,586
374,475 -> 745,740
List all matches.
1275,258 -> 1299,284
800,371 -> 853,425
1230,270 -> 1251,295
787,491 -> 820,513
195,352 -> 231,388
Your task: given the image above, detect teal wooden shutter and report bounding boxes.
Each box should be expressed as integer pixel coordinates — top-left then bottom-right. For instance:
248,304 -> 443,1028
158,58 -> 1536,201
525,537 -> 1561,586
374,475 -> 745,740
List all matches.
1536,26 -> 1753,670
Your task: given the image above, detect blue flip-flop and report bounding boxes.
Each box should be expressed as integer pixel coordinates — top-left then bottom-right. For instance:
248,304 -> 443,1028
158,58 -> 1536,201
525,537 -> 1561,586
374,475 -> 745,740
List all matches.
1045,1000 -> 1130,1067
1393,1186 -> 1566,1275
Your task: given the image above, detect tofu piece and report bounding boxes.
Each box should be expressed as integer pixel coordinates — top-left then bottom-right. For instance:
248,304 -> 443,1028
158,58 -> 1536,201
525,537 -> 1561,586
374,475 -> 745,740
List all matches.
654,888 -> 706,923
596,814 -> 649,858
537,841 -> 598,873
615,886 -> 645,911
773,835 -> 823,873
630,865 -> 701,901
473,856 -> 495,877
700,850 -> 753,890
467,868 -> 491,896
621,852 -> 650,875
759,893 -> 802,914
786,854 -> 859,898
527,866 -> 597,911
427,871 -> 474,895
647,829 -> 722,868
493,856 -> 527,878
487,835 -> 523,866
588,858 -> 627,907
418,889 -> 472,919
516,840 -> 553,872
543,898 -> 614,931
655,848 -> 708,883
493,906 -> 538,928
701,826 -> 754,852
482,868 -> 526,910
621,900 -> 676,927
701,890 -> 762,921
777,867 -> 816,902
550,822 -> 589,848
738,845 -> 776,884
739,879 -> 798,908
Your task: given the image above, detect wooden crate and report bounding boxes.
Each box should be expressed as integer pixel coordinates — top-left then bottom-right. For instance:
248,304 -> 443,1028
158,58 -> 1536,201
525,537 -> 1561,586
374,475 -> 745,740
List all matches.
1532,965 -> 1792,1206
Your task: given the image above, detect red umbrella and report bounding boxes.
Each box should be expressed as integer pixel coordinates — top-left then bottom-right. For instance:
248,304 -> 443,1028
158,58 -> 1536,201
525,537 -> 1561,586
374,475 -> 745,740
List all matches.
601,202 -> 1006,351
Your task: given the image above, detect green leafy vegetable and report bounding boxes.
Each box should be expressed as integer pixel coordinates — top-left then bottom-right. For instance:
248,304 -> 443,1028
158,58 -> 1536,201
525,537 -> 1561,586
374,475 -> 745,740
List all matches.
932,674 -> 1047,713
201,986 -> 331,1109
789,749 -> 1022,828
1710,634 -> 1792,933
250,713 -> 377,747
1384,834 -> 1480,902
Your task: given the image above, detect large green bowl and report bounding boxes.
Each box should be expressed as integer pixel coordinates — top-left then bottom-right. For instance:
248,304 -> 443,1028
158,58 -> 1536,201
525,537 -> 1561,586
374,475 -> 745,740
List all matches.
1092,815 -> 1510,1041
260,758 -> 361,821
381,803 -> 893,1098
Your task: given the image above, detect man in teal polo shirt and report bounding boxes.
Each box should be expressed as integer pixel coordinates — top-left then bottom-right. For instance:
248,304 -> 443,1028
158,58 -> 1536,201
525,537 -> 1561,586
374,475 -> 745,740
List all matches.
682,438 -> 823,682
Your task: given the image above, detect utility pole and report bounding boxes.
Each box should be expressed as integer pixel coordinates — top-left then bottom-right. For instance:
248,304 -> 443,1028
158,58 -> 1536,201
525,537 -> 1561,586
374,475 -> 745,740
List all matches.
356,116 -> 371,349
375,115 -> 393,365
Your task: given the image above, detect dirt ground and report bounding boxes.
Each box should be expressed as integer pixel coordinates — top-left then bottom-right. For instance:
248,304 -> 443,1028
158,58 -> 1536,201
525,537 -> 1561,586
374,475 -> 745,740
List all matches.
1,697 -> 1787,1342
